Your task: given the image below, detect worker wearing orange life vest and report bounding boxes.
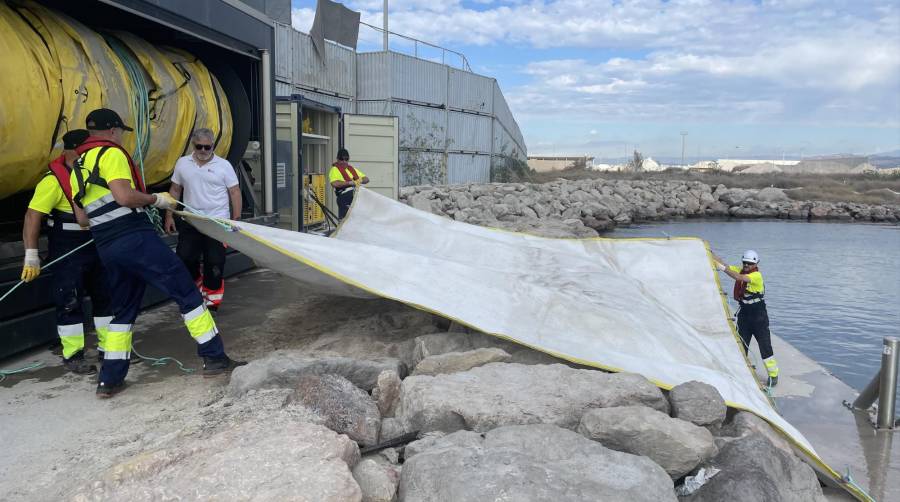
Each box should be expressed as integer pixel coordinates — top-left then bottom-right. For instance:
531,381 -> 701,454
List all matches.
713,249 -> 779,387
328,148 -> 369,219
21,129 -> 113,375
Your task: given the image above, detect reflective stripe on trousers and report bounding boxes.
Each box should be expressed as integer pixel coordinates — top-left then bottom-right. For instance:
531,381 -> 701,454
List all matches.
58,323 -> 85,359
764,357 -> 779,378
104,323 -> 133,360
183,305 -> 218,344
94,315 -> 113,353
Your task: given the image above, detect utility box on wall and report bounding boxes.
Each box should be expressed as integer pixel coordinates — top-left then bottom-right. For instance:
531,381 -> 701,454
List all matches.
275,97 -> 399,232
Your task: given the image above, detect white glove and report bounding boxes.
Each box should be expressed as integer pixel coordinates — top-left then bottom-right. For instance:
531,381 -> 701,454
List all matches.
152,192 -> 178,211
21,249 -> 41,282
715,262 -> 726,272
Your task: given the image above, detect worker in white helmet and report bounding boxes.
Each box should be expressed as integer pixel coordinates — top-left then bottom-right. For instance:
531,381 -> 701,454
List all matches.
712,249 -> 779,387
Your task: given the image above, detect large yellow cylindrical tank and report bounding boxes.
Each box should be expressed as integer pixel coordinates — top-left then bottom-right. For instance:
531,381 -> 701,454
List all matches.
0,0 -> 233,200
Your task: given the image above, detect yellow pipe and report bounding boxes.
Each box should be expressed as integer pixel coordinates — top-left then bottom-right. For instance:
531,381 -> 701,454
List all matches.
0,0 -> 233,199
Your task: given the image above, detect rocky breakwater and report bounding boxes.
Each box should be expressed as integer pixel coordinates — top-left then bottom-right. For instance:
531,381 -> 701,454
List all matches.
400,180 -> 900,236
77,327 -> 827,501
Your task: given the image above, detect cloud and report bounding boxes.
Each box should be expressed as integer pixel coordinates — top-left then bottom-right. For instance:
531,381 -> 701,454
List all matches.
290,1 -> 900,155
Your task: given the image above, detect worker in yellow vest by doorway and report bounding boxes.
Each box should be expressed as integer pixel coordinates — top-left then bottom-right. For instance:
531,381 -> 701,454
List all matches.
328,148 -> 369,219
22,129 -> 112,375
712,249 -> 779,387
70,108 -> 245,398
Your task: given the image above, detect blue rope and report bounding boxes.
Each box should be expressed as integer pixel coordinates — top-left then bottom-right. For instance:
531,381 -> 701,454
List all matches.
842,466 -> 877,502
104,34 -> 164,233
131,346 -> 195,374
0,362 -> 44,383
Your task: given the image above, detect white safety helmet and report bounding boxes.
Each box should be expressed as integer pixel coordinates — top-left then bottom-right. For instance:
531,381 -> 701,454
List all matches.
742,250 -> 760,264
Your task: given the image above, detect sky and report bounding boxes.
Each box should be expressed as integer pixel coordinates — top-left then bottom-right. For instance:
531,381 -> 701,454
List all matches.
290,0 -> 900,161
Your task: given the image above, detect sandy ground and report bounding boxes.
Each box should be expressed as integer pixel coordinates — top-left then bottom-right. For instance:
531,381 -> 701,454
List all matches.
0,269 -> 437,501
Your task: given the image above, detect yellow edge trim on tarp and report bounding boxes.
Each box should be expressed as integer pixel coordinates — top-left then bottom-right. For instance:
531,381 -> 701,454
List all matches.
185,211 -> 871,502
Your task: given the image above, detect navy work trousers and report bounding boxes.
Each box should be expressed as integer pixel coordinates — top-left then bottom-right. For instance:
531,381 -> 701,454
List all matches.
49,231 -> 112,357
96,230 -> 225,385
737,303 -> 773,360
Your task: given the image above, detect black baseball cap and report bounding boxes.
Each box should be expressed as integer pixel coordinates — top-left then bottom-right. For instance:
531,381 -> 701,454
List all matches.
62,129 -> 90,150
85,108 -> 133,131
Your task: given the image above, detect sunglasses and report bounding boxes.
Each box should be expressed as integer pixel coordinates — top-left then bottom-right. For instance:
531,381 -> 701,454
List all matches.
194,143 -> 213,151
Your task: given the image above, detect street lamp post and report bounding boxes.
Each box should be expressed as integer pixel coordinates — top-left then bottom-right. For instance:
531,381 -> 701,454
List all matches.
680,131 -> 688,168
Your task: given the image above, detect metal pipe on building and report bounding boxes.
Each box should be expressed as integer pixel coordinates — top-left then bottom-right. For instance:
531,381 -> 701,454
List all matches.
877,336 -> 899,429
853,336 -> 899,429
260,48 -> 274,214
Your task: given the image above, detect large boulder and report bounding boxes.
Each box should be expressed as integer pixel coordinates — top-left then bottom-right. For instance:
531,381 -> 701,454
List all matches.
285,374 -> 381,447
684,433 -> 824,502
72,419 -> 361,501
404,430 -> 482,459
711,411 -> 793,455
392,363 -> 669,435
399,424 -> 676,502
668,381 -> 727,427
412,348 -> 511,376
578,406 -> 717,479
352,457 -> 400,502
228,351 -> 405,396
754,187 -> 789,202
719,189 -> 752,206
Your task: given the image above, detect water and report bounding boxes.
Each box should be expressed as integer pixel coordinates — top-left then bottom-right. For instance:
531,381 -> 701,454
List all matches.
610,221 -> 900,392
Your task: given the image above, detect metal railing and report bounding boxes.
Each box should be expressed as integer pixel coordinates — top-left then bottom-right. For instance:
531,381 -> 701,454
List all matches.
359,21 -> 472,72
853,336 -> 899,429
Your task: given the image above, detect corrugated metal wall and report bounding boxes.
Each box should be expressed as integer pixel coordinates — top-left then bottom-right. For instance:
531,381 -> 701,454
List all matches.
449,68 -> 493,114
448,153 -> 490,184
291,31 -> 355,97
449,112 -> 492,152
273,22 -> 526,186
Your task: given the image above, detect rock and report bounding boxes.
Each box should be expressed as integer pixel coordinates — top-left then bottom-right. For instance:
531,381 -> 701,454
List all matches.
372,370 -> 401,417
684,433 -> 824,502
407,192 -> 434,213
578,406 -> 716,479
379,417 -> 405,442
392,363 -> 668,435
72,418 -> 361,501
754,187 -> 789,202
712,411 -> 793,455
228,350 -> 405,396
285,373 -> 381,447
352,458 -> 400,502
719,189 -> 752,206
808,205 -> 831,219
705,201 -> 730,217
404,430 -> 482,459
399,424 -> 675,502
411,333 -> 475,367
412,348 -> 511,376
668,381 -> 727,427
730,206 -> 765,218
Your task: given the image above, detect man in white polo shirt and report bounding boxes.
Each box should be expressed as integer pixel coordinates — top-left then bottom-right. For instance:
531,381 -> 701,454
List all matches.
164,128 -> 241,311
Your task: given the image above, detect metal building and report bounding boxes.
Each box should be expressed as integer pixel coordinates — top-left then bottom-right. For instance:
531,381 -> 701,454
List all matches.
272,22 -> 527,186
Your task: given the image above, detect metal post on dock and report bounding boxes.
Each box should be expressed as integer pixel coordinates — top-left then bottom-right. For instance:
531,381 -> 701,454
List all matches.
853,336 -> 899,429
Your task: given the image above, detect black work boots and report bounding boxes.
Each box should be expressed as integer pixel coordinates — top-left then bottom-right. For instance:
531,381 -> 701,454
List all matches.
63,352 -> 96,375
202,356 -> 247,377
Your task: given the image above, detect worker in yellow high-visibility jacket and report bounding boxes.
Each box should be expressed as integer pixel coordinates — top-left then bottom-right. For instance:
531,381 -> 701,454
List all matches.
21,129 -> 112,375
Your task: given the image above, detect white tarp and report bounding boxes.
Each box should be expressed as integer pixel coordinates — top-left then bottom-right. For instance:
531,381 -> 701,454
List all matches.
183,187 -> 858,497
